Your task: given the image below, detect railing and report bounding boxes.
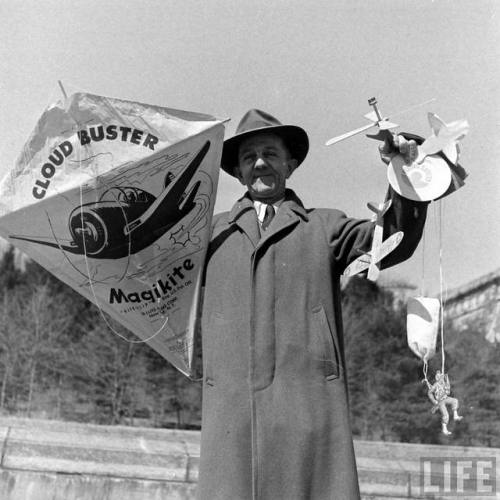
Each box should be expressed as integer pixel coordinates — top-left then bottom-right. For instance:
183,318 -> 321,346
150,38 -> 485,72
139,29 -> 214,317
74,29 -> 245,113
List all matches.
0,417 -> 498,499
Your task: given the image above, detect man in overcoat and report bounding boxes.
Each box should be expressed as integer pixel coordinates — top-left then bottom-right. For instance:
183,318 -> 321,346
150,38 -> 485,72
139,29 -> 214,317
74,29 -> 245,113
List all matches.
198,109 -> 428,500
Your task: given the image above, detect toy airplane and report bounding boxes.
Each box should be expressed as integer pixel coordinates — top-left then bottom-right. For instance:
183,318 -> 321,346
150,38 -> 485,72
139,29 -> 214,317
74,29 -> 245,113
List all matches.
343,230 -> 404,278
10,141 -> 211,259
416,112 -> 469,164
366,199 -> 392,281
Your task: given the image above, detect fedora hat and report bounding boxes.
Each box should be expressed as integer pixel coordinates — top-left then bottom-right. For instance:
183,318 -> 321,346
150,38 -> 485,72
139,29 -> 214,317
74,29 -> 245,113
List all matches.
221,109 -> 309,176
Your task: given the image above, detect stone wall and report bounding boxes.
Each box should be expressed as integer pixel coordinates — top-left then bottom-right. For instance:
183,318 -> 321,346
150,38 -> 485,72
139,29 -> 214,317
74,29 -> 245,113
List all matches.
0,417 -> 498,500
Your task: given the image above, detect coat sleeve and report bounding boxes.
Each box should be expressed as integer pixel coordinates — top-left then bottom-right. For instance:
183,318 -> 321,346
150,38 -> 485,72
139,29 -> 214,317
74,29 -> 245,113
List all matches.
380,186 -> 428,268
325,186 -> 428,273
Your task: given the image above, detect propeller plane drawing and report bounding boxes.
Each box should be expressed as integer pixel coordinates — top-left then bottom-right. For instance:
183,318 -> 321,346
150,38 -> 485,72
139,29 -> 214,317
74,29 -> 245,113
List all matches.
9,140 -> 211,260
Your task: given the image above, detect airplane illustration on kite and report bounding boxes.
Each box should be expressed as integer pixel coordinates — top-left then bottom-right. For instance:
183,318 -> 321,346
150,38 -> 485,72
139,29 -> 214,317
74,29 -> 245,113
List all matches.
10,140 -> 211,260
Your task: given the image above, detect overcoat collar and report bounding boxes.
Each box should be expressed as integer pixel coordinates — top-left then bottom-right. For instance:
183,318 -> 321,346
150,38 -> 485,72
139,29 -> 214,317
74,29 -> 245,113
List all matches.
227,189 -> 309,247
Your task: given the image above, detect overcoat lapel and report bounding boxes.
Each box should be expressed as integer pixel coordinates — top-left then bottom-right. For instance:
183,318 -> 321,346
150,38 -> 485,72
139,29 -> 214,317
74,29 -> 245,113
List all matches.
258,192 -> 309,248
258,204 -> 303,247
227,191 -> 309,250
227,197 -> 261,248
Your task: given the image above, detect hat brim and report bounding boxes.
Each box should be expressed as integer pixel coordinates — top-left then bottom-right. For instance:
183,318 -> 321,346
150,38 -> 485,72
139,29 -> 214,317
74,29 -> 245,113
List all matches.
221,124 -> 309,177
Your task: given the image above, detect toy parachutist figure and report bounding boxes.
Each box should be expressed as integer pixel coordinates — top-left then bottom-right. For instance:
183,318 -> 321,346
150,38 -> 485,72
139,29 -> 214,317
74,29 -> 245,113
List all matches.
427,370 -> 463,435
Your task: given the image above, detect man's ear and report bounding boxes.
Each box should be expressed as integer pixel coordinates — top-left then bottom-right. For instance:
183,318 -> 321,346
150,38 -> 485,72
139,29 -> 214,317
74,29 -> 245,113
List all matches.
286,159 -> 298,178
234,166 -> 245,185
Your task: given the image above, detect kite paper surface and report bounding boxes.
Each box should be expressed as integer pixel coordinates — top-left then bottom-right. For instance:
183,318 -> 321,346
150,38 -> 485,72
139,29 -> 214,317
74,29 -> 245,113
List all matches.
0,92 -> 225,377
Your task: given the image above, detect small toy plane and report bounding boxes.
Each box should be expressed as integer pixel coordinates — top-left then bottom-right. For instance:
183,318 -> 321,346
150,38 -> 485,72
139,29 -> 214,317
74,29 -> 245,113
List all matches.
366,199 -> 392,281
416,112 -> 469,164
343,199 -> 404,279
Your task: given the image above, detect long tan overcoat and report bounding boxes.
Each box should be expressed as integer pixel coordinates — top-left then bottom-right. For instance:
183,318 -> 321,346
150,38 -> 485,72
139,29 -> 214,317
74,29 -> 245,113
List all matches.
198,188 -> 427,500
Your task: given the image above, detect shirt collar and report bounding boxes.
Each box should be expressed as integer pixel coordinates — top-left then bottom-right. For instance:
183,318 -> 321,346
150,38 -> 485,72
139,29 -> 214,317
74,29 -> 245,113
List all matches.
227,189 -> 309,223
253,199 -> 283,223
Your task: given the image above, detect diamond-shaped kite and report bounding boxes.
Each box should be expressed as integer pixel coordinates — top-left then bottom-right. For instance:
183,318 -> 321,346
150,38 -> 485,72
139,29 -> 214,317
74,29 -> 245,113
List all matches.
0,92 -> 225,377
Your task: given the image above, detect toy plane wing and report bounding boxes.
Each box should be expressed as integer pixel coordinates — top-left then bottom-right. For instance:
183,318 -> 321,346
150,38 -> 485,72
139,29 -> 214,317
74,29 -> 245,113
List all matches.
342,231 -> 404,278
367,199 -> 392,219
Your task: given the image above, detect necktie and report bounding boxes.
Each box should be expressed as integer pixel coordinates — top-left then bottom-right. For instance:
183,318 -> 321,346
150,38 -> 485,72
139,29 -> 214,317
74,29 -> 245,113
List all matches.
261,204 -> 275,231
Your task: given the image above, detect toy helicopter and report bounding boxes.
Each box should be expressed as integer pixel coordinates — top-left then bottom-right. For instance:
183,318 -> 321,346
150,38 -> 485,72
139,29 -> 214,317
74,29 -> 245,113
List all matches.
10,141 -> 211,259
326,97 -> 400,146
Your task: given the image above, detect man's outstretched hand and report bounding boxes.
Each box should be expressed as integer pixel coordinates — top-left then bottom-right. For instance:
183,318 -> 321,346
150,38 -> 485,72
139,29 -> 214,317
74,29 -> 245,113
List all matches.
379,133 -> 418,165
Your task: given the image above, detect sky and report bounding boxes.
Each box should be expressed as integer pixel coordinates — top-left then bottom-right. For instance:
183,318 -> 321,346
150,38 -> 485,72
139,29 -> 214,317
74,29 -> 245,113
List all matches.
0,0 -> 499,295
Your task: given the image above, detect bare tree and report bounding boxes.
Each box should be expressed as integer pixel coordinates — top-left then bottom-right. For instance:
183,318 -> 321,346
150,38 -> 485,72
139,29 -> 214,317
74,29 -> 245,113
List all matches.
13,283 -> 75,416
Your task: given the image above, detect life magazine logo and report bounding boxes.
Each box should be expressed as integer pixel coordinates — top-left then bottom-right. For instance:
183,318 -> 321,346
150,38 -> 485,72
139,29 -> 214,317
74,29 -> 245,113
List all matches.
420,457 -> 497,497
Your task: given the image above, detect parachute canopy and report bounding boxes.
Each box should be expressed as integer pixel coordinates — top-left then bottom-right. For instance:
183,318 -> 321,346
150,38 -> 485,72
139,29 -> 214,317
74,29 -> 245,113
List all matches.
407,296 -> 441,362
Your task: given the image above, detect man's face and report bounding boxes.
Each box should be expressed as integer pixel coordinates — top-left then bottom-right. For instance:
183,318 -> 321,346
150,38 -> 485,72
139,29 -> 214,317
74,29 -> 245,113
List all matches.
235,133 -> 298,203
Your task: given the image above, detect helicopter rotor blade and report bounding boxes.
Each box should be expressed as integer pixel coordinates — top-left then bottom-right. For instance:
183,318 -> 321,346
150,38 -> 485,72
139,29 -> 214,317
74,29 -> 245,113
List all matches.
389,97 -> 437,120
378,120 -> 399,130
325,122 -> 375,146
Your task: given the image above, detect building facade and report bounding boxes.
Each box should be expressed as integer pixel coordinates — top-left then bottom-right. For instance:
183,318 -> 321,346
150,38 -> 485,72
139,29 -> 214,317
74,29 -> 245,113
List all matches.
443,268 -> 500,343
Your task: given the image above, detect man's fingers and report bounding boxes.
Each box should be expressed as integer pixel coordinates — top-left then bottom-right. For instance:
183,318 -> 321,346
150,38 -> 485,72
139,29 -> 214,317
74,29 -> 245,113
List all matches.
379,132 -> 396,155
409,141 -> 418,162
379,134 -> 419,165
396,136 -> 418,164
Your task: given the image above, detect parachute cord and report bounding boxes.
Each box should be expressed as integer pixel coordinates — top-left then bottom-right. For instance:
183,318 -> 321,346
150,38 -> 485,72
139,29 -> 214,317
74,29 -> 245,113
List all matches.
422,360 -> 430,387
421,225 -> 426,296
78,183 -> 169,344
439,199 -> 446,373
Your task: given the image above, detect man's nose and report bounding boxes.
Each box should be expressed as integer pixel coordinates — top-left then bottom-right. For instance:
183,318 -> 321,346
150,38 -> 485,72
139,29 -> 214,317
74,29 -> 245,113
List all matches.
254,156 -> 266,168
